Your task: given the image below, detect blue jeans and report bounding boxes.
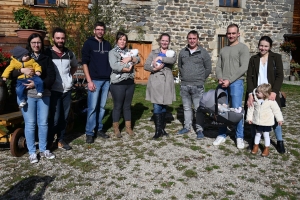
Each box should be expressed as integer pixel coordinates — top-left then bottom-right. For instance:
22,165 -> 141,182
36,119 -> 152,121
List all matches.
251,119 -> 283,141
85,80 -> 110,136
218,79 -> 244,139
16,76 -> 44,102
18,96 -> 50,155
180,85 -> 204,130
153,104 -> 166,114
48,90 -> 72,142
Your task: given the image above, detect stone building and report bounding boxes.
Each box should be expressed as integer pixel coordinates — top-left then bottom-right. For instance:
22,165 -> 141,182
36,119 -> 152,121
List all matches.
116,0 -> 296,77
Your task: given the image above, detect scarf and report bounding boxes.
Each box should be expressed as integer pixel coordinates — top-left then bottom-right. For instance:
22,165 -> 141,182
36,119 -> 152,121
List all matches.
113,45 -> 129,55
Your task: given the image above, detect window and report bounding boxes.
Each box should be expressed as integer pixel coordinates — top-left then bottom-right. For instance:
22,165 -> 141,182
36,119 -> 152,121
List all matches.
23,0 -> 68,7
219,0 -> 238,7
218,35 -> 229,54
36,0 -> 56,6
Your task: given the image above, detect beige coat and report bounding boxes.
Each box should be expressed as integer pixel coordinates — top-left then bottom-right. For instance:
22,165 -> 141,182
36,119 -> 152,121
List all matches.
144,48 -> 177,105
246,88 -> 283,126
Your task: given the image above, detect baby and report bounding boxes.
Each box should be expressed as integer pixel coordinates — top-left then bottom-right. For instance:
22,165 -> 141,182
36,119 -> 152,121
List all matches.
120,49 -> 139,68
1,46 -> 44,108
115,49 -> 138,78
154,50 -> 175,68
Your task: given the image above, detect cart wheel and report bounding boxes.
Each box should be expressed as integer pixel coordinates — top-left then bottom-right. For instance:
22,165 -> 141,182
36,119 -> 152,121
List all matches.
10,128 -> 27,157
66,108 -> 74,133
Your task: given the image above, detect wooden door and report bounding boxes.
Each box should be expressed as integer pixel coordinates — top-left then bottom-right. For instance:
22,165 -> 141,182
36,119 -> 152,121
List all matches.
128,42 -> 152,84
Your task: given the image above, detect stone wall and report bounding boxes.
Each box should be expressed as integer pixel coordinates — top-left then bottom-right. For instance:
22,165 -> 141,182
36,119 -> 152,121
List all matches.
116,0 -> 294,76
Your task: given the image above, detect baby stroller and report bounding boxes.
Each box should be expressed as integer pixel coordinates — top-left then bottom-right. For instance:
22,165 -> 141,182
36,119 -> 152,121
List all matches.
197,87 -> 244,127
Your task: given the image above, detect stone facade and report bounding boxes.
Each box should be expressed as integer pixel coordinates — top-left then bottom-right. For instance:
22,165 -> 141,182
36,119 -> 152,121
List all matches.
116,0 -> 294,76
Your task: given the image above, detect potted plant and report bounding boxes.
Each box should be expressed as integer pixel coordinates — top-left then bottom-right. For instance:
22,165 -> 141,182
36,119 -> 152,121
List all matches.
279,40 -> 296,58
13,8 -> 47,39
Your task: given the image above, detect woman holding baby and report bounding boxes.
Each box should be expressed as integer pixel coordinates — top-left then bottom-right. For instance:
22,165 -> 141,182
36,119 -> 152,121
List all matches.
108,32 -> 140,138
144,33 -> 177,139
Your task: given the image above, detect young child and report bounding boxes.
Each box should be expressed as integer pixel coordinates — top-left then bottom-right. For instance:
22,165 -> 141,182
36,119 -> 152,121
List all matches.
246,83 -> 284,157
1,46 -> 43,108
154,49 -> 175,68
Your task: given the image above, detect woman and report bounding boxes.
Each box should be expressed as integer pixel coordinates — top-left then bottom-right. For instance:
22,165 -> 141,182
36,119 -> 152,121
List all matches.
246,36 -> 285,153
12,33 -> 56,163
144,33 -> 177,139
108,32 -> 140,138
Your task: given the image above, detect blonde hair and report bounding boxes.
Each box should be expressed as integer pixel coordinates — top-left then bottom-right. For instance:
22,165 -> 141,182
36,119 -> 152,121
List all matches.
256,83 -> 272,99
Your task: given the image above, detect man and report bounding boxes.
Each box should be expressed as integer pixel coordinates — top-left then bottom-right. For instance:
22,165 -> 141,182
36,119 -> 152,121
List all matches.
213,24 -> 250,149
177,30 -> 212,139
46,27 -> 78,150
81,21 -> 112,144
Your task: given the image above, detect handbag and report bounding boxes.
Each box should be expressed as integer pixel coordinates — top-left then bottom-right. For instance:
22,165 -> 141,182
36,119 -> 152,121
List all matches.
273,60 -> 286,107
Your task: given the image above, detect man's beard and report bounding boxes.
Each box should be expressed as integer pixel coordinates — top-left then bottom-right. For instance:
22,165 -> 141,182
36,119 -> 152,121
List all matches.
54,40 -> 65,48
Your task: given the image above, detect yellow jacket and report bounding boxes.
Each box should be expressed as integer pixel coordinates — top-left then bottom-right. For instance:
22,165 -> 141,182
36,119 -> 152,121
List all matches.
1,56 -> 42,79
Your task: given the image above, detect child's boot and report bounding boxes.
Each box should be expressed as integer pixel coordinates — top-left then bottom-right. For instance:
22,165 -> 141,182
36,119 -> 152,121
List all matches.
251,144 -> 259,154
262,146 -> 269,157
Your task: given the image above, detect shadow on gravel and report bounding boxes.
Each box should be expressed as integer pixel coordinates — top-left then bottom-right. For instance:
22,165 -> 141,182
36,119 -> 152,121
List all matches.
0,175 -> 55,200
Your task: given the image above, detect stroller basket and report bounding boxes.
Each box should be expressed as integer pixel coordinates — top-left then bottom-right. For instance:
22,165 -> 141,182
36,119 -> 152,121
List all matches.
198,87 -> 244,126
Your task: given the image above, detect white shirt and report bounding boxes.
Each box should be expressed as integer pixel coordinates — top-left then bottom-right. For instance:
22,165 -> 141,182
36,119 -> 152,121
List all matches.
258,60 -> 268,86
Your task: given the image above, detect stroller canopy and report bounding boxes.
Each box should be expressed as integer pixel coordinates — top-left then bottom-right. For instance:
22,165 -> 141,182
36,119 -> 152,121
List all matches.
200,88 -> 227,110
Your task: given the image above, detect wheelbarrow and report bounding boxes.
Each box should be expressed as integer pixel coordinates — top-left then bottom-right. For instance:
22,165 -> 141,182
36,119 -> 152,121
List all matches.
0,111 -> 27,157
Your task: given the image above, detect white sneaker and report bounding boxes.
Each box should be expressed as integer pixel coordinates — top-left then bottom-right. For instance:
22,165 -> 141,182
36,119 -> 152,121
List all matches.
213,136 -> 226,146
29,153 -> 38,164
237,138 -> 245,149
37,93 -> 43,97
19,101 -> 27,108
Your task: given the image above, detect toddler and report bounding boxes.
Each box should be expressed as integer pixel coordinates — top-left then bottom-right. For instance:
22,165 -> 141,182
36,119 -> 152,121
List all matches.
1,46 -> 43,108
246,83 -> 284,157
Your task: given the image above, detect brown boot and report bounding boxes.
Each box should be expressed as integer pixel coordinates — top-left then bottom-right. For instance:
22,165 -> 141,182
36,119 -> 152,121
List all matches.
251,144 -> 259,154
262,147 -> 269,157
113,122 -> 122,138
125,121 -> 135,136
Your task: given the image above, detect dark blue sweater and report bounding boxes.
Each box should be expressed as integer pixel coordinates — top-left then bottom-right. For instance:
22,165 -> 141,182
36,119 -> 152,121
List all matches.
81,37 -> 112,80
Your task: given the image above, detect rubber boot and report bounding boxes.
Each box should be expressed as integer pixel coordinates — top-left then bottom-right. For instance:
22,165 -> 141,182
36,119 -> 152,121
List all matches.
251,144 -> 259,154
113,122 -> 122,138
262,147 -> 269,157
125,121 -> 135,136
153,113 -> 162,139
161,112 -> 169,137
277,141 -> 286,154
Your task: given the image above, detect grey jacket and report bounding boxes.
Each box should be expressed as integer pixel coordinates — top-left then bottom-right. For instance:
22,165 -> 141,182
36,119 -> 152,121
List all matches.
144,48 -> 177,105
109,50 -> 140,84
178,45 -> 212,86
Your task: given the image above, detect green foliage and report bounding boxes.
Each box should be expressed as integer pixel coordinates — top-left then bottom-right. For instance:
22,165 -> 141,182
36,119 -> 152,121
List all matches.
13,8 -> 46,31
45,1 -> 126,60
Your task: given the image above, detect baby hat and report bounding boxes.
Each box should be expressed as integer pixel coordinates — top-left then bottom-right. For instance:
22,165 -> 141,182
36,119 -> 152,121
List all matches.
10,46 -> 29,61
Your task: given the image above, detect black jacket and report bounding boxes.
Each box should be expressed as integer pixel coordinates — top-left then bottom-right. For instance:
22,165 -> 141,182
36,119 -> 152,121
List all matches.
246,50 -> 284,107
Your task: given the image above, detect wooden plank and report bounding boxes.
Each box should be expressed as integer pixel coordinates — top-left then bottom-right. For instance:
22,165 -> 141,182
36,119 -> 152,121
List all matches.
0,111 -> 23,122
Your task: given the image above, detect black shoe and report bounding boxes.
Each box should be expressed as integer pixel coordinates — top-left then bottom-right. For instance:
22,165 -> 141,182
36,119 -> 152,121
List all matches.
97,130 -> 110,139
58,140 -> 72,150
277,141 -> 286,154
153,113 -> 162,139
86,135 -> 94,144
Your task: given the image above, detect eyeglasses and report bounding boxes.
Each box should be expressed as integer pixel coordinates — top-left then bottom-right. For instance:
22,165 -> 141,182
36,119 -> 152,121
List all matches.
30,42 -> 42,45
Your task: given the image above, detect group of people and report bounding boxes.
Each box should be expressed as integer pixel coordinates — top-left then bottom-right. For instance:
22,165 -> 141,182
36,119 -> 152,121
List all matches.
177,24 -> 285,157
1,21 -> 286,163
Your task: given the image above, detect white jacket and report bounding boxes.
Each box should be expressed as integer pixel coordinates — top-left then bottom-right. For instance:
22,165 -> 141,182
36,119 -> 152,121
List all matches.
246,88 -> 283,126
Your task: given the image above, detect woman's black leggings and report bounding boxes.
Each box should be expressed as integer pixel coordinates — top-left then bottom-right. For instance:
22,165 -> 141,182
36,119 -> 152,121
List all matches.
110,84 -> 135,122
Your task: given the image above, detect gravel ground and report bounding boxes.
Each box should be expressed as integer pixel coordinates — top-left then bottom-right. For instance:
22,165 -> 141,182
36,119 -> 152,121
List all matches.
0,88 -> 299,200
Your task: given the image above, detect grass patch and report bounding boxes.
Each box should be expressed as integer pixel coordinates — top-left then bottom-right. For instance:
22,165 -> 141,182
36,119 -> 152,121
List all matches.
183,169 -> 198,178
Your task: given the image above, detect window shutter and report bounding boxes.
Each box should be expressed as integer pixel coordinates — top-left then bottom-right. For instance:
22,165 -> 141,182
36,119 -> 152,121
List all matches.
57,0 -> 69,6
23,0 -> 34,5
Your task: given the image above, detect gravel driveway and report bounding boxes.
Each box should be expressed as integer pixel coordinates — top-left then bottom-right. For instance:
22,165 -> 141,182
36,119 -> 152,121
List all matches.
0,85 -> 299,200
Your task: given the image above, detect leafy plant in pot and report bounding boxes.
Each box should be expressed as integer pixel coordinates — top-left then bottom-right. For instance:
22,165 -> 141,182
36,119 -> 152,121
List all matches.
13,8 -> 47,39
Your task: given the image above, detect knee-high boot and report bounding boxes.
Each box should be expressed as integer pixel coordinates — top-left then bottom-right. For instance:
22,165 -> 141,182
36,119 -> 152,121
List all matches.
161,112 -> 169,137
153,113 -> 162,139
